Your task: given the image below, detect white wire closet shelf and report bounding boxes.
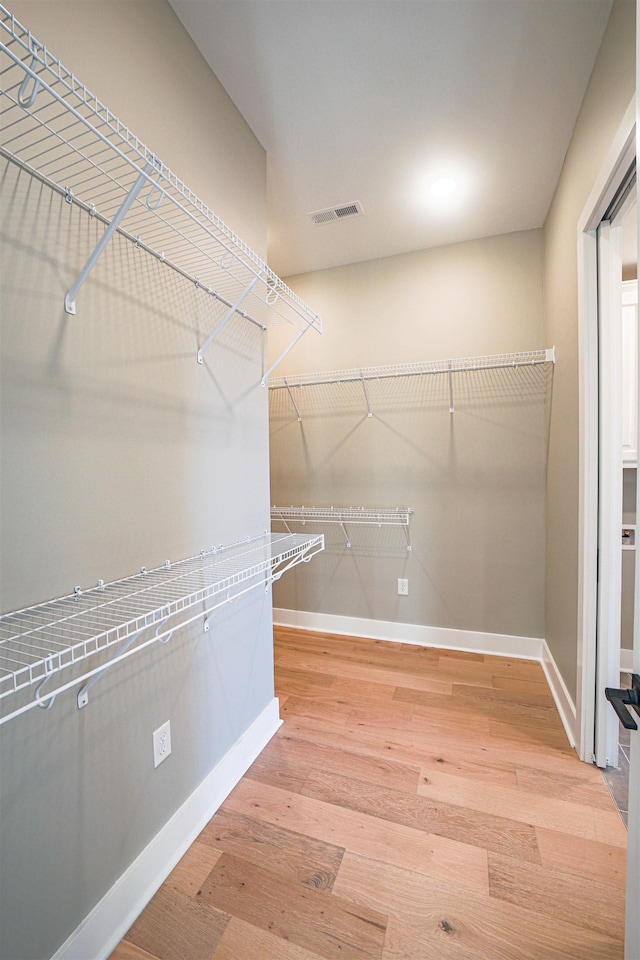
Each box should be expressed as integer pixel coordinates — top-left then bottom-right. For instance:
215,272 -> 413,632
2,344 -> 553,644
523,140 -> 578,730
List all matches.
0,532 -> 324,725
269,348 -> 555,418
271,505 -> 413,550
0,6 -> 321,377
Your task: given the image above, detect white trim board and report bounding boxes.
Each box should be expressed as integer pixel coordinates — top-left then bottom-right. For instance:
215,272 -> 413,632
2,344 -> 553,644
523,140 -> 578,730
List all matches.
273,608 -> 576,747
51,698 -> 282,960
541,640 -> 577,748
274,607 -> 545,658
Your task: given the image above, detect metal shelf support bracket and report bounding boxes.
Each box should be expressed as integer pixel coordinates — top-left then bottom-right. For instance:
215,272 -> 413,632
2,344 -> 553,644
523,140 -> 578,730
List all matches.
404,510 -> 413,551
360,369 -> 373,418
284,378 -> 303,422
64,161 -> 155,315
197,268 -> 265,364
276,510 -> 293,534
339,521 -> 352,548
77,627 -> 145,709
261,326 -> 310,386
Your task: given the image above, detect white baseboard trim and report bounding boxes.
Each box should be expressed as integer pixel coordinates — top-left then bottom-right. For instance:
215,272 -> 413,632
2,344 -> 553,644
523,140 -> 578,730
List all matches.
540,640 -> 577,748
52,698 -> 282,960
273,607 -> 545,660
274,608 -> 577,748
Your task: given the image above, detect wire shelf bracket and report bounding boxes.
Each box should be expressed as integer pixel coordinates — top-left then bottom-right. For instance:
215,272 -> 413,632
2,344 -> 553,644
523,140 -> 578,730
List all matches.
271,506 -> 413,550
283,378 -> 302,422
0,5 -> 321,372
0,532 -> 324,725
261,326 -> 310,387
64,161 -> 154,315
76,625 -> 146,709
448,361 -> 455,414
269,348 -> 556,420
197,268 -> 265,365
360,369 -> 373,418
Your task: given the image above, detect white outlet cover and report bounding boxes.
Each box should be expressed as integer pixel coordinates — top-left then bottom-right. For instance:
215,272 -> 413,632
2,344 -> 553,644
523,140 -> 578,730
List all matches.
398,578 -> 409,596
153,720 -> 171,768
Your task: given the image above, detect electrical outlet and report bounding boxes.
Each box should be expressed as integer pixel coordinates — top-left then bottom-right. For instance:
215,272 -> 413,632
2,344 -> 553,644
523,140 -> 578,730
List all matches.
398,578 -> 409,596
153,720 -> 171,768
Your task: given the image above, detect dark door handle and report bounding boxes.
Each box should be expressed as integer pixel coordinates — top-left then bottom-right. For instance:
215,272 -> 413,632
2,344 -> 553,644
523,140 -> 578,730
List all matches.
605,674 -> 640,730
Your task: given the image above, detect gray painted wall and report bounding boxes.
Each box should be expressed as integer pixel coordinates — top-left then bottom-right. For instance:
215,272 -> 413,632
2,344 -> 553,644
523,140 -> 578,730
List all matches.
0,4 -> 272,958
270,230 -> 548,640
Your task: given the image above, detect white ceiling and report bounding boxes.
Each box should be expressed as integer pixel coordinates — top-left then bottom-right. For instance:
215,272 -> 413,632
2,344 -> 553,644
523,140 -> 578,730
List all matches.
169,0 -> 613,279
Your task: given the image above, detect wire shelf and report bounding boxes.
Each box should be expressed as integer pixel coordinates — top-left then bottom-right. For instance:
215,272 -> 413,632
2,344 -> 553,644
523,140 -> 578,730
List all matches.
0,5 -> 320,363
271,506 -> 411,525
271,506 -> 412,550
268,349 -> 555,391
0,532 -> 324,724
268,349 -> 555,419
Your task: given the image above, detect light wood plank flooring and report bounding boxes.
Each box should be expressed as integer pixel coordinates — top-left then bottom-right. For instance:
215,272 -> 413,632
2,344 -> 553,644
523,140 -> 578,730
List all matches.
110,628 -> 627,960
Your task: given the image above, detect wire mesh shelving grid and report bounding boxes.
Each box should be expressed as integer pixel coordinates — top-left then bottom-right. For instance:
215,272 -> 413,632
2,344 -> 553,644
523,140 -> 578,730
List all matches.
269,349 -> 555,418
0,532 -> 324,724
0,5 -> 320,368
268,349 -> 555,391
271,507 -> 413,550
271,506 -> 412,525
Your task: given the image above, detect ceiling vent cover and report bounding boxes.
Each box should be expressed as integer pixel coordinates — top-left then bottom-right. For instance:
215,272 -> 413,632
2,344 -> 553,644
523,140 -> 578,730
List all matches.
309,201 -> 364,225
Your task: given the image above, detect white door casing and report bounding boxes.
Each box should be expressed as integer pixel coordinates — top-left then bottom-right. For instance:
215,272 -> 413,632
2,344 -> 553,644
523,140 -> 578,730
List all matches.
576,94 -> 638,957
622,280 -> 638,466
576,100 -> 635,768
595,218 -> 623,770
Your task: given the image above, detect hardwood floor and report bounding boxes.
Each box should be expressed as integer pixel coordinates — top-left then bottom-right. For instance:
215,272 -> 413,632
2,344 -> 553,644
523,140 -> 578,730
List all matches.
110,628 -> 627,960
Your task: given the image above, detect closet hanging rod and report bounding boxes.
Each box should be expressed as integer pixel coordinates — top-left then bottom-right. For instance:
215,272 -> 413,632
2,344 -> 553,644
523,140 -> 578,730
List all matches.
0,532 -> 324,725
268,348 -> 555,391
0,7 -> 322,347
0,147 -> 267,331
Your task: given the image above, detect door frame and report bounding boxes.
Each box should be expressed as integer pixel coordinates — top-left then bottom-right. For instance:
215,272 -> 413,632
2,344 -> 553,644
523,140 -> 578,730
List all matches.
576,98 -> 635,765
595,214 -> 628,769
